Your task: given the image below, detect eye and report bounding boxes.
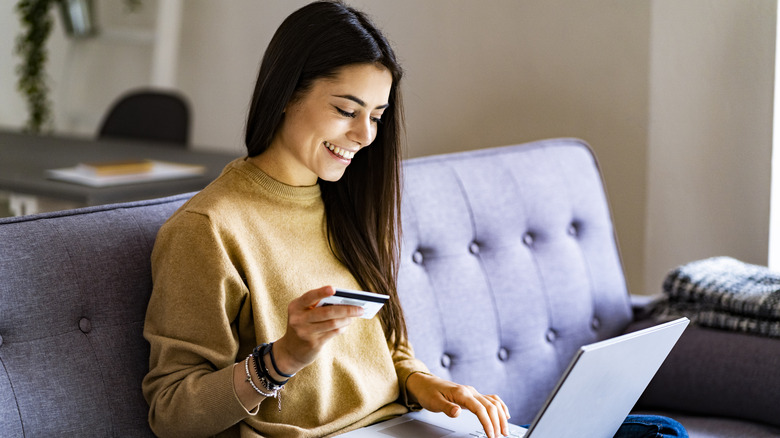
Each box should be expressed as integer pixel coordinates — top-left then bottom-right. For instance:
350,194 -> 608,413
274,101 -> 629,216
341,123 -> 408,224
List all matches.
370,115 -> 383,124
334,106 -> 356,118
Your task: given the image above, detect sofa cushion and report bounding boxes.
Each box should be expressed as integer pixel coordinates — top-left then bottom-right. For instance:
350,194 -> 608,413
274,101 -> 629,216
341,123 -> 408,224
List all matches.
632,319 -> 780,429
0,194 -> 192,436
396,138 -> 633,423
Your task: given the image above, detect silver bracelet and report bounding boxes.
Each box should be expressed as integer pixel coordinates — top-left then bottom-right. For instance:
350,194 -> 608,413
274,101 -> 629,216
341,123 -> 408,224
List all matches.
244,355 -> 283,413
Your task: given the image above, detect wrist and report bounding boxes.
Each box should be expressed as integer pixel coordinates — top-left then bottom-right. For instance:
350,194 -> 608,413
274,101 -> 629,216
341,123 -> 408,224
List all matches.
405,371 -> 434,403
268,338 -> 304,377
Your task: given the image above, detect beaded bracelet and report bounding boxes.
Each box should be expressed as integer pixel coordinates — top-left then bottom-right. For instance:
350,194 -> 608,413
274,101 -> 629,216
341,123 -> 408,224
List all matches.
268,343 -> 295,378
244,356 -> 276,397
252,350 -> 286,390
252,344 -> 289,386
244,355 -> 282,411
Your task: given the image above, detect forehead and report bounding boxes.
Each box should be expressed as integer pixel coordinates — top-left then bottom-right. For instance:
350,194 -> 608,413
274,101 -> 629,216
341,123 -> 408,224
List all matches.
313,64 -> 393,103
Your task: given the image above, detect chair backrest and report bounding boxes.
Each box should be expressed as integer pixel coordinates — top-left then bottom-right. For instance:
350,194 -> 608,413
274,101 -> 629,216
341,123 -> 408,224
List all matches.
396,138 -> 632,423
98,89 -> 190,146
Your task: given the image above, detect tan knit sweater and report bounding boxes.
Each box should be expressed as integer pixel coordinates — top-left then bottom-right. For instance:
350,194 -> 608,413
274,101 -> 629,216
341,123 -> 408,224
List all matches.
143,158 -> 429,438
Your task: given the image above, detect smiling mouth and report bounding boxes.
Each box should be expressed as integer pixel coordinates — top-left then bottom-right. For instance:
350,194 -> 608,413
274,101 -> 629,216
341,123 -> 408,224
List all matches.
324,141 -> 356,160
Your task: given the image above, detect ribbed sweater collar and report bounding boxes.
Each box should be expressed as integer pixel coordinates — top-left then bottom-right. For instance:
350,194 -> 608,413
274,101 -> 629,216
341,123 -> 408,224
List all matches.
233,158 -> 321,201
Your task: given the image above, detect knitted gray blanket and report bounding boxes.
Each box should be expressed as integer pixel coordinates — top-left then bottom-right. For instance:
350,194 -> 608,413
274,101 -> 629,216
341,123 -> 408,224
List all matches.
661,256 -> 780,338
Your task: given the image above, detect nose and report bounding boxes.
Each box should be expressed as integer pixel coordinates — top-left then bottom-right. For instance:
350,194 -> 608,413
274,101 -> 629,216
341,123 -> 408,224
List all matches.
348,115 -> 375,147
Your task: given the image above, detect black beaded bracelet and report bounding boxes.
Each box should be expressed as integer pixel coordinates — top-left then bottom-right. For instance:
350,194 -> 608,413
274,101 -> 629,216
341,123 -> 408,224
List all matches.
251,352 -> 275,391
253,344 -> 288,387
268,343 -> 295,378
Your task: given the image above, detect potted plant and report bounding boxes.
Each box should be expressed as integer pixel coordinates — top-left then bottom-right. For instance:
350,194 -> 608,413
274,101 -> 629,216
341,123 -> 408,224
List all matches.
59,0 -> 98,38
15,0 -> 57,133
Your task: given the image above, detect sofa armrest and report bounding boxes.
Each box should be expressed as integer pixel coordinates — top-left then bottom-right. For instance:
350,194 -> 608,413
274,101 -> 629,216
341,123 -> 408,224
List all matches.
629,293 -> 666,320
628,320 -> 780,428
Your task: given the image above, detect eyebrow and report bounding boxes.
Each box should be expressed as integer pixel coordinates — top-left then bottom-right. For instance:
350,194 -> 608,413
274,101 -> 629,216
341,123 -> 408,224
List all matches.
334,94 -> 390,110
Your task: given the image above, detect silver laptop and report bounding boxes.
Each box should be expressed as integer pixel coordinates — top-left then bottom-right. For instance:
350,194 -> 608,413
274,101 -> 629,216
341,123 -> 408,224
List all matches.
339,317 -> 689,438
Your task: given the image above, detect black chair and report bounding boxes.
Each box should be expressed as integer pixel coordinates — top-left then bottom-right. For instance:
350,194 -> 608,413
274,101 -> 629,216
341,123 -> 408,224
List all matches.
98,89 -> 191,147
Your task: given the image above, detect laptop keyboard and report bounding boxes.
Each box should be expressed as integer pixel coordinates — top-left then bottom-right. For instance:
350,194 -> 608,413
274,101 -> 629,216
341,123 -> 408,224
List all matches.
469,427 -> 526,437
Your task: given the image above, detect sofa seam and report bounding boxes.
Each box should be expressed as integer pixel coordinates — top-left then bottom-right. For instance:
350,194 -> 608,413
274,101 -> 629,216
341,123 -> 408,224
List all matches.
505,147 -> 556,353
0,320 -> 145,345
0,192 -> 195,226
449,163 -> 506,358
404,180 -> 451,369
83,329 -> 119,437
550,144 -> 600,338
0,354 -> 26,436
402,138 -> 587,169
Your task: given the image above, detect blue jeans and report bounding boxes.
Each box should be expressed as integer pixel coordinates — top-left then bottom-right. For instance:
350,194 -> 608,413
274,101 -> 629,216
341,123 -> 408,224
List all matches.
613,415 -> 689,438
520,414 -> 688,437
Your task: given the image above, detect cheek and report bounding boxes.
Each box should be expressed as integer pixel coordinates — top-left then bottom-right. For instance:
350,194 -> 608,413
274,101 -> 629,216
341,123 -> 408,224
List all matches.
314,114 -> 347,137
369,126 -> 380,144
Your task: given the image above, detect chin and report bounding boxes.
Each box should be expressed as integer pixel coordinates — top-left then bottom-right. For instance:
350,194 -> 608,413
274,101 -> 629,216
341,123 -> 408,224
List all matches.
318,171 -> 347,182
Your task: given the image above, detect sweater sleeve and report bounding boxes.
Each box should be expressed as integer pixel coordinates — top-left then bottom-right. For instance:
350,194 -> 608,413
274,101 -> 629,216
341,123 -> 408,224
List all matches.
389,336 -> 431,410
142,211 -> 251,438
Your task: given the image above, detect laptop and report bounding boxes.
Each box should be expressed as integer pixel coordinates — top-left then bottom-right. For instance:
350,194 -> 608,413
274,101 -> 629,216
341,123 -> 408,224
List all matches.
339,317 -> 689,438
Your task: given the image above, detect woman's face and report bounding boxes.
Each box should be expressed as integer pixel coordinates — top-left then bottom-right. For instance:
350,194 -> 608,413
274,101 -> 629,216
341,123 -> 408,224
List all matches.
258,63 -> 393,186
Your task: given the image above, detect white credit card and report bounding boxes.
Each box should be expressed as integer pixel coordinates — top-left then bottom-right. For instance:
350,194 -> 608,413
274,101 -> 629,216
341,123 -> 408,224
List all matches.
315,288 -> 389,319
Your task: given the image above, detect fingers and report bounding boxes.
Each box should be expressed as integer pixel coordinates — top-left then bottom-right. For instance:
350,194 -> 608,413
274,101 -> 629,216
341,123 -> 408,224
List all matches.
294,286 -> 365,321
454,387 -> 509,438
297,285 -> 336,309
484,394 -> 510,437
310,302 -> 365,322
489,394 -> 511,421
280,285 -> 364,370
440,401 -> 461,418
465,393 -> 499,438
405,374 -> 511,438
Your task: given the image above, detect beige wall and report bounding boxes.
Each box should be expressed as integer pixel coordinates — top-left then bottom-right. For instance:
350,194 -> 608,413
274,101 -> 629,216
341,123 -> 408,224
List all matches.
0,1 -> 159,131
645,0 -> 776,292
0,1 -> 775,295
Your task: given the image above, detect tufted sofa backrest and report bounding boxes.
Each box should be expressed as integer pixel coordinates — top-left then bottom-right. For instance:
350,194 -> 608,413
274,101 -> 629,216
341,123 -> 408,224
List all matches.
397,138 -> 632,423
0,194 -> 191,436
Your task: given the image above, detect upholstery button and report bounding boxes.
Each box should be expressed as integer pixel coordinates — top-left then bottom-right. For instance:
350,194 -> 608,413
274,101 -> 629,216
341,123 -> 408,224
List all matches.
440,353 -> 452,369
545,329 -> 557,343
591,317 -> 601,331
498,348 -> 509,361
522,232 -> 534,247
568,223 -> 579,237
79,318 -> 92,334
412,251 -> 424,264
469,242 -> 480,255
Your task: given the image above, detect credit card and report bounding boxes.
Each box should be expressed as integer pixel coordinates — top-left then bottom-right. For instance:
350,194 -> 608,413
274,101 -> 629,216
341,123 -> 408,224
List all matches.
315,288 -> 389,319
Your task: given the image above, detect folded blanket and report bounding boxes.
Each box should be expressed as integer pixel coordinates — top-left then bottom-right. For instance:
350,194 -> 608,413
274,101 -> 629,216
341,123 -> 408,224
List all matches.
661,256 -> 780,337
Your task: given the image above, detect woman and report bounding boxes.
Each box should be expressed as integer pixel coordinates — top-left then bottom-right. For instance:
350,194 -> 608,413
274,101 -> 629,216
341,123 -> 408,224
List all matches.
143,2 -> 686,437
143,2 -> 508,437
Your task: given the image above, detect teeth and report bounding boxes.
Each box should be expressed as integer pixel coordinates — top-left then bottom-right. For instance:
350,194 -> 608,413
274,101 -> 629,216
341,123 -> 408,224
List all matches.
324,141 -> 355,159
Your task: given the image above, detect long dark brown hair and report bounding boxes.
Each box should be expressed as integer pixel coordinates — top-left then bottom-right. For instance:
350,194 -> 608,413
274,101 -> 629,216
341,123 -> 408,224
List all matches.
244,1 -> 407,348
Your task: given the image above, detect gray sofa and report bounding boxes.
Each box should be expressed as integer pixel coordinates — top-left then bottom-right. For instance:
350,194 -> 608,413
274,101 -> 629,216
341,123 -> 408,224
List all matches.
1,138 -> 778,437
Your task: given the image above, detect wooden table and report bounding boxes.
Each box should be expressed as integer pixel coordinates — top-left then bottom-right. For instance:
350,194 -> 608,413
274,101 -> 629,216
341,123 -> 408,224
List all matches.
0,130 -> 240,214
